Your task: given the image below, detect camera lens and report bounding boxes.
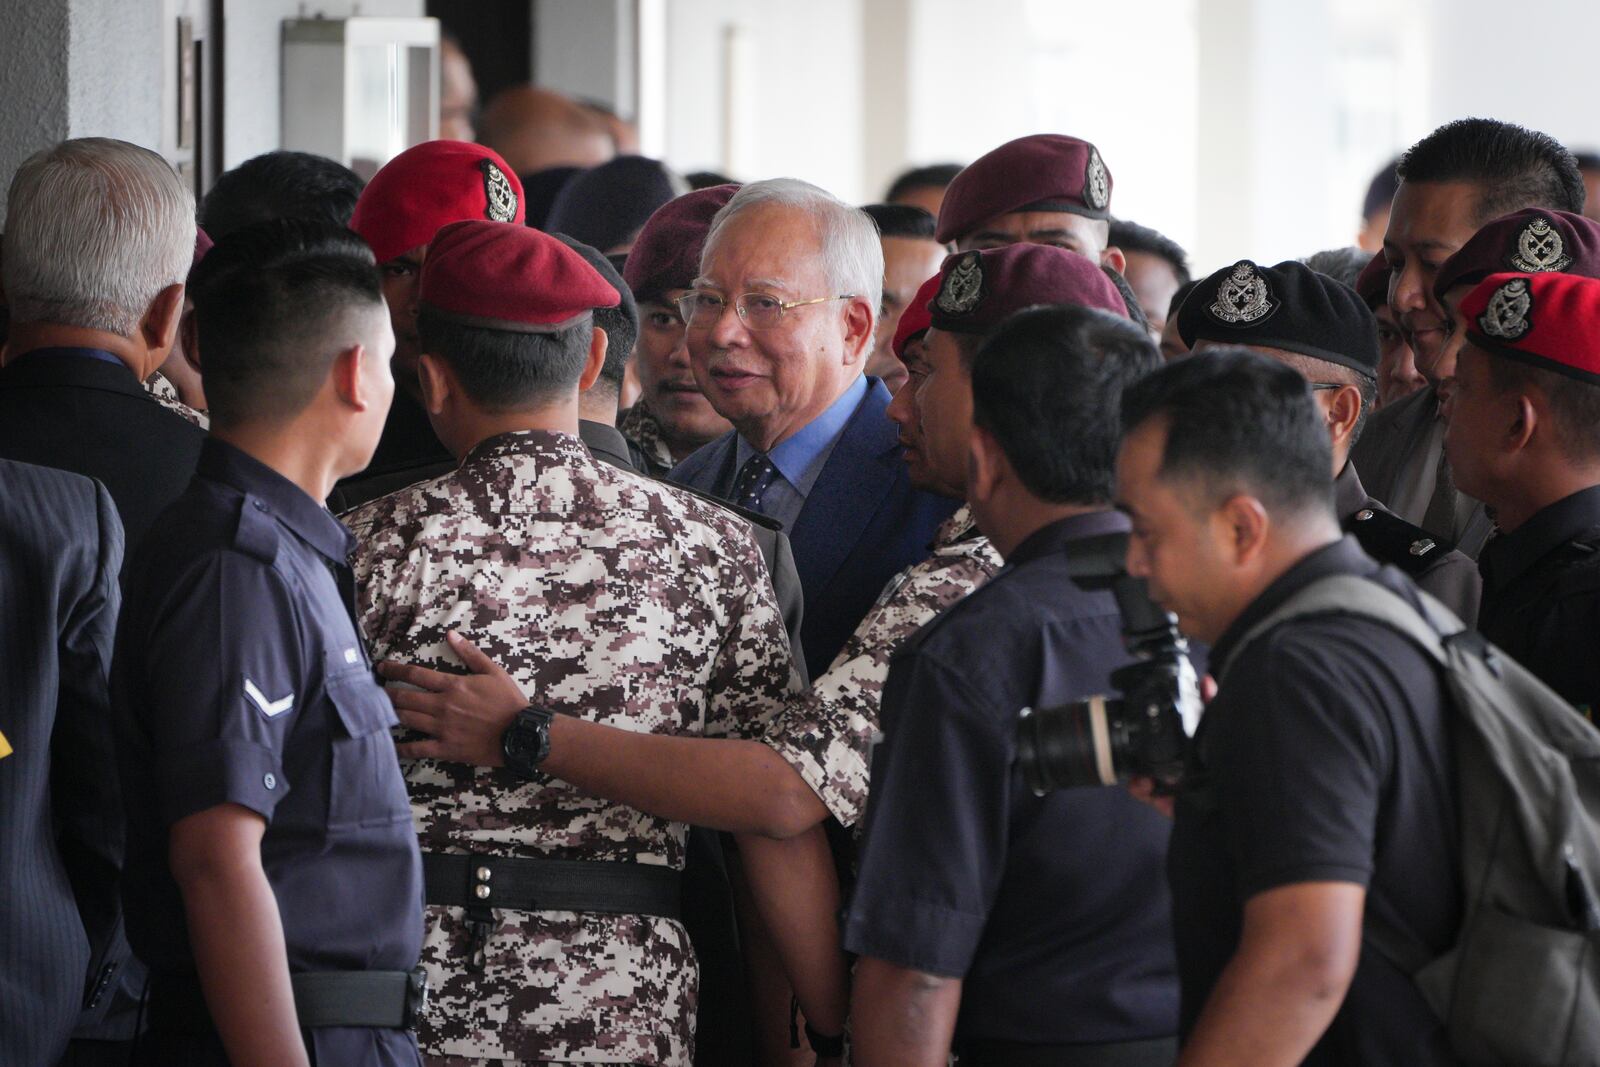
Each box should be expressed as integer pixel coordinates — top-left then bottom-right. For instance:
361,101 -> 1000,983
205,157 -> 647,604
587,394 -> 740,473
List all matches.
1017,696 -> 1124,795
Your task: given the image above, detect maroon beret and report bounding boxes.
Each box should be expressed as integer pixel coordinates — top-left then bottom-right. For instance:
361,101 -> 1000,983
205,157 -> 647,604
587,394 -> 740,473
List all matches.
1434,208 -> 1600,301
1463,271 -> 1600,386
622,183 -> 740,303
1355,251 -> 1389,309
926,244 -> 1128,335
350,141 -> 525,265
420,220 -> 618,333
935,134 -> 1112,244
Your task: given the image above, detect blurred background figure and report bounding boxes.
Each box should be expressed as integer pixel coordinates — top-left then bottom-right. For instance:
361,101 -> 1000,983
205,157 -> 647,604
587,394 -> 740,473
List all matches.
577,96 -> 641,154
199,150 -> 365,238
1302,245 -> 1369,288
439,35 -> 479,142
884,162 -> 963,219
1109,219 -> 1191,334
861,203 -> 947,393
1158,280 -> 1199,362
479,84 -> 615,176
1357,157 -> 1400,252
1576,150 -> 1600,222
546,156 -> 688,255
687,170 -> 737,190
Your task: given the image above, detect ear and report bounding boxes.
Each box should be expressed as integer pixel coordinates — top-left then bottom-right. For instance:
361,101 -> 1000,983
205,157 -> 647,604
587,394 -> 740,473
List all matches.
841,297 -> 876,366
1217,493 -> 1272,566
331,342 -> 382,412
1325,384 -> 1363,452
967,423 -> 1007,507
1509,392 -> 1539,453
417,352 -> 453,415
578,326 -> 608,392
179,308 -> 201,374
1101,245 -> 1127,275
140,283 -> 186,360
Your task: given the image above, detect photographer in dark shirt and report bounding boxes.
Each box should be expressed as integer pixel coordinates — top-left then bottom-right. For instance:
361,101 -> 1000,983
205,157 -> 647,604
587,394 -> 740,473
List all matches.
1115,350 -> 1459,1066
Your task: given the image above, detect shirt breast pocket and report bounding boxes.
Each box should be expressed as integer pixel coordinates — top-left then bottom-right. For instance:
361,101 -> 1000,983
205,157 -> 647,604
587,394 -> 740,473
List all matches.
325,665 -> 411,832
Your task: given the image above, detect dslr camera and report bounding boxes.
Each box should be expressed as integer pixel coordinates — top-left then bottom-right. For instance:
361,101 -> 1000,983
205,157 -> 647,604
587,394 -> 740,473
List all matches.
1016,553 -> 1202,794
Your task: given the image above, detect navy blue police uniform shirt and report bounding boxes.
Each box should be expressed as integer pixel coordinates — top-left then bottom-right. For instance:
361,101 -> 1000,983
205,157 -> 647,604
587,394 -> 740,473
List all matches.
1171,536 -> 1460,1066
1477,483 -> 1600,719
845,511 -> 1180,1045
113,438 -> 424,1065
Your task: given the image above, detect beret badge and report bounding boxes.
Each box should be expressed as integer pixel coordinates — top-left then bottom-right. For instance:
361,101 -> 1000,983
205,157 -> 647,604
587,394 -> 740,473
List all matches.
1479,278 -> 1533,340
1209,260 -> 1275,325
1510,217 -> 1572,273
1084,148 -> 1110,211
936,251 -> 984,315
481,160 -> 519,223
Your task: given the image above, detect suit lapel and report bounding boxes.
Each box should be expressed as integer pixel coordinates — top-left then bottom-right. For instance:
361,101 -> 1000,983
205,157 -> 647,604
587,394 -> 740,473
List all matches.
788,380 -> 900,595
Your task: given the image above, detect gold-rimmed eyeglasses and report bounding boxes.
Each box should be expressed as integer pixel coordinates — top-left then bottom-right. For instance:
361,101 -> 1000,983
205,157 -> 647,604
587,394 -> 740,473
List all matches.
677,290 -> 856,331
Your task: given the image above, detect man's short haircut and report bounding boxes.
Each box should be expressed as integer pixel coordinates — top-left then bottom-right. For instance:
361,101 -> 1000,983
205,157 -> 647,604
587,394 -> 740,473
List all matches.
1486,356 -> 1600,462
1397,118 -> 1585,222
1301,246 -> 1369,289
188,218 -> 384,426
1101,267 -> 1151,333
972,305 -> 1160,506
3,137 -> 194,337
1107,220 -> 1191,285
885,163 -> 963,204
419,311 -> 593,412
700,178 -> 884,333
1120,347 -> 1335,518
861,202 -> 938,241
1363,157 -> 1401,220
200,151 -> 365,239
554,234 -> 636,399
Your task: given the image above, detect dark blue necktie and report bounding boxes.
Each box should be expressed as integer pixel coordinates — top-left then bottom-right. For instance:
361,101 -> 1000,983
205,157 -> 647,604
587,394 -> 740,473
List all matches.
733,452 -> 778,513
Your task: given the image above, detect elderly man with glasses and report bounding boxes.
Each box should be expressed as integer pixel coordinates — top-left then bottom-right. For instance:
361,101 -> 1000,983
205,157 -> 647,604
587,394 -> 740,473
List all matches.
669,178 -> 957,680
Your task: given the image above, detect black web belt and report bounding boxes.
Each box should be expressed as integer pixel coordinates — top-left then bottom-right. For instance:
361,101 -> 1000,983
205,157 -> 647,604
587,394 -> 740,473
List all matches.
422,851 -> 683,972
144,967 -> 428,1034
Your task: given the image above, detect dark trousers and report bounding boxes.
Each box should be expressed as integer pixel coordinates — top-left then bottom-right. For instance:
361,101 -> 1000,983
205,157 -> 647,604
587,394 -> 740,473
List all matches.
956,1035 -> 1178,1067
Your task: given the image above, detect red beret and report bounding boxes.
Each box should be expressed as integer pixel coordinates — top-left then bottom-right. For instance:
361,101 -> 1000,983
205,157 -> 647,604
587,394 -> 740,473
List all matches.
1434,209 -> 1600,301
935,134 -> 1112,244
892,273 -> 942,357
350,141 -> 525,265
926,244 -> 1127,335
1355,251 -> 1389,309
192,226 -> 213,269
622,183 -> 739,303
420,220 -> 618,334
1462,271 -> 1600,386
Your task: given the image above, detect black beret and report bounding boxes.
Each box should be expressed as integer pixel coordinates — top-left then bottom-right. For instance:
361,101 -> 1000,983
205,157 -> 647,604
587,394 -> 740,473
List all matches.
1177,259 -> 1379,377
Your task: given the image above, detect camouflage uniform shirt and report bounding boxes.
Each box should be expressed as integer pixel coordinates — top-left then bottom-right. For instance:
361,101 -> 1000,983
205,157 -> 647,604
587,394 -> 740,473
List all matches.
142,371 -> 209,429
345,430 -> 797,1066
763,505 -> 1002,827
617,399 -> 676,478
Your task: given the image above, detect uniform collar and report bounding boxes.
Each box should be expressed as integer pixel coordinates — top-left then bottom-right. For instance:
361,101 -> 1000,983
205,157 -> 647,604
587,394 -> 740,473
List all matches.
1210,535 -> 1376,674
736,374 -> 868,494
197,438 -> 355,563
1334,461 -> 1368,519
1480,484 -> 1600,597
461,428 -> 591,472
931,502 -> 983,550
1005,509 -> 1131,568
577,419 -> 635,471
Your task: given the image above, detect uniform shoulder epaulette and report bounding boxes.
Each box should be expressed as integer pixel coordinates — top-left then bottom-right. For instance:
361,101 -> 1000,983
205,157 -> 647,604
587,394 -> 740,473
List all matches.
232,494 -> 282,564
1346,504 -> 1453,577
666,480 -> 784,534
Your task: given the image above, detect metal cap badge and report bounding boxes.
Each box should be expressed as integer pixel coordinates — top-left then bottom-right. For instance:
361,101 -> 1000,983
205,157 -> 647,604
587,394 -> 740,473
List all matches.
1084,148 -> 1110,212
936,251 -> 984,315
481,159 -> 518,223
1510,216 -> 1573,273
1478,277 -> 1533,340
1209,260 -> 1276,325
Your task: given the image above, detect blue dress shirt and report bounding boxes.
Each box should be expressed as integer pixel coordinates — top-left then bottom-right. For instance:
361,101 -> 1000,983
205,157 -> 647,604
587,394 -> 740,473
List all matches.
734,375 -> 868,533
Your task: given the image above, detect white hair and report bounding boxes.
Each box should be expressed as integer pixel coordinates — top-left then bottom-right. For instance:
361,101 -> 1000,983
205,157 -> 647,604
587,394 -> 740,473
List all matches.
4,138 -> 195,337
700,177 -> 883,333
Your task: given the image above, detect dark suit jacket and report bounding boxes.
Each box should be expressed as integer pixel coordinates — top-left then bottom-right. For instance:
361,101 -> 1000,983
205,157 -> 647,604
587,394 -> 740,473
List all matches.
0,350 -> 206,569
1351,384 -> 1494,558
0,460 -> 124,1066
670,378 -> 958,678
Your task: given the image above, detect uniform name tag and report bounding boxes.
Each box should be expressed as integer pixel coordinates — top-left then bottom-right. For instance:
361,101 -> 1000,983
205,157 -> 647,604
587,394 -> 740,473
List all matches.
244,678 -> 295,718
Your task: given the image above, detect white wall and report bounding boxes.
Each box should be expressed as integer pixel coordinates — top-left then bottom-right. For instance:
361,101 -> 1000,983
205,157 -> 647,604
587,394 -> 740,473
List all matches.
658,0 -> 865,202
221,0 -> 425,169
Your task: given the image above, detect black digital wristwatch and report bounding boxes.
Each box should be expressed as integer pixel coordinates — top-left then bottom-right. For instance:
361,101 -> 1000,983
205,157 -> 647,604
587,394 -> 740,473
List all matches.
500,705 -> 554,778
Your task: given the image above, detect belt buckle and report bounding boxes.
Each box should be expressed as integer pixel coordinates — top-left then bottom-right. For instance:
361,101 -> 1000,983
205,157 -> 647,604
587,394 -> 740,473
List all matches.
404,966 -> 429,1028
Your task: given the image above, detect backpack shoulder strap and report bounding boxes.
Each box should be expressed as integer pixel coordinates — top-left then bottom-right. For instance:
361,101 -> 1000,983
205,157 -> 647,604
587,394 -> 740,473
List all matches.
1221,573 -> 1454,686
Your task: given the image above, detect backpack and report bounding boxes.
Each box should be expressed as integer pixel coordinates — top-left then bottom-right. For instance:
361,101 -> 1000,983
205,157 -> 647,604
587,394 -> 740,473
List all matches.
1228,574 -> 1600,1067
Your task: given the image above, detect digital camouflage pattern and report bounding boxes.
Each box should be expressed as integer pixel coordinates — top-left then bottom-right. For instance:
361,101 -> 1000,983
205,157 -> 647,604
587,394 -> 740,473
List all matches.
344,430 -> 797,1066
142,371 -> 209,429
762,505 -> 1002,827
617,399 -> 675,477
